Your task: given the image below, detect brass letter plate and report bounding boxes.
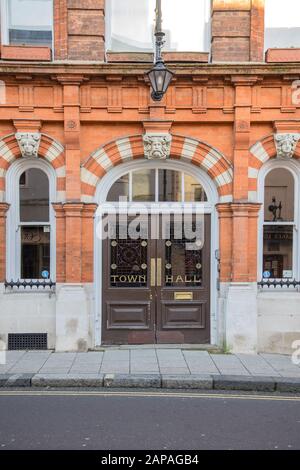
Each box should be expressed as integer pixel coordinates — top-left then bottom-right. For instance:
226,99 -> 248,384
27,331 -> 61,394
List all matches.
174,292 -> 193,301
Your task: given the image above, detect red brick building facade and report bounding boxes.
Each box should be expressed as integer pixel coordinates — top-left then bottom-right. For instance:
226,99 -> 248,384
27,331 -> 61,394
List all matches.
0,0 -> 300,353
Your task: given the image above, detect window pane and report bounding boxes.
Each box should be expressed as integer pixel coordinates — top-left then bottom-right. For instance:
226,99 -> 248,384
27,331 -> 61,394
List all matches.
20,169 -> 49,222
264,169 -> 294,222
265,0 -> 300,50
185,174 -> 207,202
107,0 -> 210,52
263,225 -> 293,279
106,174 -> 129,201
132,170 -> 155,201
158,170 -> 182,202
8,0 -> 53,46
21,226 -> 50,279
165,219 -> 203,287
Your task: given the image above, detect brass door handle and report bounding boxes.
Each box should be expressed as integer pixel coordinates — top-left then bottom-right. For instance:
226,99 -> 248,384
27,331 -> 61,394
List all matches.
150,258 -> 156,287
157,258 -> 162,287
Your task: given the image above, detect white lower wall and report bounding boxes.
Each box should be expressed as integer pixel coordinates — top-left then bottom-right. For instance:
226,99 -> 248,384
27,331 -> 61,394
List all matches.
0,283 -> 94,352
220,282 -> 258,354
1,281 -> 300,354
257,291 -> 300,354
55,283 -> 94,352
0,283 -> 56,348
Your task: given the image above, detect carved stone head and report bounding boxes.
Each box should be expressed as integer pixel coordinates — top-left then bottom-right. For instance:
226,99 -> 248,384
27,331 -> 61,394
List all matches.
143,134 -> 172,160
16,133 -> 41,158
275,133 -> 300,159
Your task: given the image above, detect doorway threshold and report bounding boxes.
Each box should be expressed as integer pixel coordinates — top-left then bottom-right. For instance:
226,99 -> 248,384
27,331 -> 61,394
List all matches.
95,344 -> 221,352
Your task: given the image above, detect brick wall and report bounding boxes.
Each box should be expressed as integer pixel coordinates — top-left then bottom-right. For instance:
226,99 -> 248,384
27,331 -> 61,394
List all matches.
54,0 -> 105,61
211,0 -> 265,62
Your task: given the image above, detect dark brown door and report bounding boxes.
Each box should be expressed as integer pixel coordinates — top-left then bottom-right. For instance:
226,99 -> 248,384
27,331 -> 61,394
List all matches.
102,214 -> 210,344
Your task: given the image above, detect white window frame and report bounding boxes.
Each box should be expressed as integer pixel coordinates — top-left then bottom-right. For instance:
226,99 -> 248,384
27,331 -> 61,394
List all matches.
258,159 -> 300,286
0,0 -> 54,51
264,0 -> 300,51
105,0 -> 211,54
6,158 -> 56,282
106,168 -> 208,204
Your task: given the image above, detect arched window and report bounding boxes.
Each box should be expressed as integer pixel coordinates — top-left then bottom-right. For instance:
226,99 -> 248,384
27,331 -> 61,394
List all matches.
19,168 -> 50,279
107,168 -> 208,202
6,159 -> 56,281
262,167 -> 296,280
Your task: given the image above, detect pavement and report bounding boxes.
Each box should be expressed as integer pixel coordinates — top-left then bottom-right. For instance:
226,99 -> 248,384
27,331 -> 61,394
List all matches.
1,348 -> 300,392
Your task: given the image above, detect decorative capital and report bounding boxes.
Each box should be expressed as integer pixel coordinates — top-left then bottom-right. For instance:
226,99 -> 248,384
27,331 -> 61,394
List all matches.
16,132 -> 41,158
274,133 -> 300,159
143,133 -> 172,160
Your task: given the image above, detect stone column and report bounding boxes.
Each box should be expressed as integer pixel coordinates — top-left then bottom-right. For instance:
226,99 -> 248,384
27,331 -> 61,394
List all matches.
216,203 -> 233,348
55,203 -> 91,352
0,203 -> 9,282
225,203 -> 261,353
52,203 -> 66,283
81,204 -> 98,284
216,203 -> 232,283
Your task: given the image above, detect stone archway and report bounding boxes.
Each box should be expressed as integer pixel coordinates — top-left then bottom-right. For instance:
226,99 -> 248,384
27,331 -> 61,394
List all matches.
0,133 -> 66,202
81,134 -> 233,203
249,133 -> 300,201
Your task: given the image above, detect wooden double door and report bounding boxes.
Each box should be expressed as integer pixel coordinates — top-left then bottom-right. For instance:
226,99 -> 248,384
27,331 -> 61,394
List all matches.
102,214 -> 211,344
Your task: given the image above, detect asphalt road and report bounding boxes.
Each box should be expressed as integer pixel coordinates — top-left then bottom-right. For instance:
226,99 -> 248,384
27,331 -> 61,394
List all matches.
0,389 -> 300,450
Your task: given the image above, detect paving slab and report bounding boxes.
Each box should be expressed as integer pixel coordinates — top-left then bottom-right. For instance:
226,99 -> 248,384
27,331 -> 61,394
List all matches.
8,351 -> 52,374
0,351 -> 27,373
210,354 -> 250,376
182,350 -> 220,374
156,349 -> 190,374
236,354 -> 281,376
69,352 -> 103,374
261,353 -> 300,377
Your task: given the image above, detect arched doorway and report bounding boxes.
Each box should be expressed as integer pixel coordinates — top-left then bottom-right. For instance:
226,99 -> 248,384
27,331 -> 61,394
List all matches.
94,159 -> 219,345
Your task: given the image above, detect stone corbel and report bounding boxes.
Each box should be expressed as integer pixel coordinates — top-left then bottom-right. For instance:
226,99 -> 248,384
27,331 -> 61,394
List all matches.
274,133 -> 300,159
16,132 -> 41,158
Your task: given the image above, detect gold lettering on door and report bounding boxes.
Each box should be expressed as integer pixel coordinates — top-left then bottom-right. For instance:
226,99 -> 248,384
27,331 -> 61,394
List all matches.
166,275 -> 202,283
110,275 -> 147,283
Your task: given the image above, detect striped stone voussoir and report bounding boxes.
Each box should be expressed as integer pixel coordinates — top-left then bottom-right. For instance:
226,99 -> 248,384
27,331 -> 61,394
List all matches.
0,133 -> 65,203
81,134 -> 233,203
248,133 -> 300,202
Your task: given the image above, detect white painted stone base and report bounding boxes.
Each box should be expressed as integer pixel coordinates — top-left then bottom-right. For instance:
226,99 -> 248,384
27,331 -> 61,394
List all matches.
222,282 -> 258,354
0,283 -> 56,348
258,291 -> 300,354
55,283 -> 93,352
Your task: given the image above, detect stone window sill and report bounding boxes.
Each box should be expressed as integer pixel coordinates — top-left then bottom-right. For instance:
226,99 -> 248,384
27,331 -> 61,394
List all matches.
1,45 -> 52,61
265,48 -> 300,63
106,51 -> 209,63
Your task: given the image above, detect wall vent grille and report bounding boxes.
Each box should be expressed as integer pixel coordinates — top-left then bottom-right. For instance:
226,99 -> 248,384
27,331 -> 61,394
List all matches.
8,333 -> 47,350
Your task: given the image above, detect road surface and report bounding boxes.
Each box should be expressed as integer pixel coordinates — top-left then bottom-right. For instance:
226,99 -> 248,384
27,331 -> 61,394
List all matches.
0,389 -> 299,450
